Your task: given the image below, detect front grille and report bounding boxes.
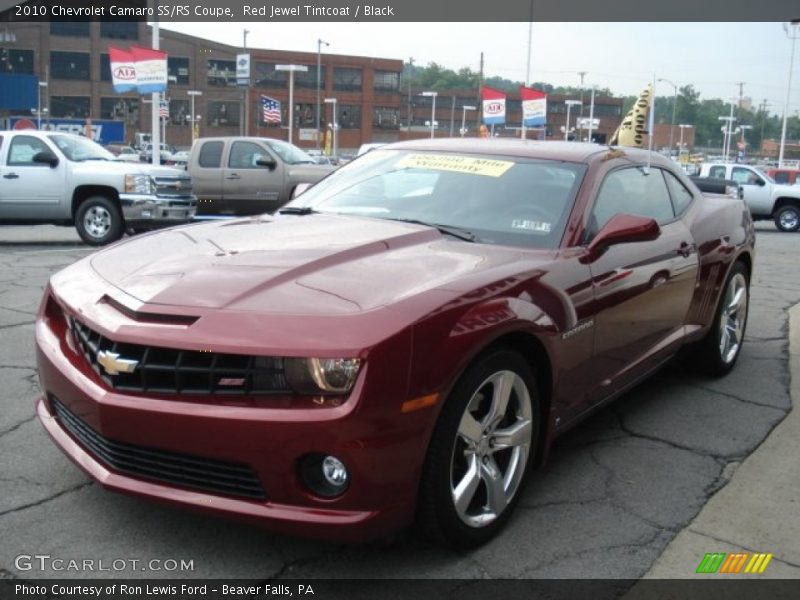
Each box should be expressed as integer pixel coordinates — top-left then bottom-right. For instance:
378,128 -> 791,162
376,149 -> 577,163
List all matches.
154,176 -> 193,199
52,397 -> 266,500
70,318 -> 290,395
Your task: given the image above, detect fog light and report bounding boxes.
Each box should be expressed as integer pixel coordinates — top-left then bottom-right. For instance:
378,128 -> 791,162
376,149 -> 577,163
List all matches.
299,453 -> 349,498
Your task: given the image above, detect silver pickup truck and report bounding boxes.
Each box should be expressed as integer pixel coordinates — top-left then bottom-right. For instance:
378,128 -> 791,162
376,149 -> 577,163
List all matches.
0,131 -> 196,245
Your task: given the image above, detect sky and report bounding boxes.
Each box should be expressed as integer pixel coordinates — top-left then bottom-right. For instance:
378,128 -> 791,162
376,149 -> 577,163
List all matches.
161,22 -> 799,118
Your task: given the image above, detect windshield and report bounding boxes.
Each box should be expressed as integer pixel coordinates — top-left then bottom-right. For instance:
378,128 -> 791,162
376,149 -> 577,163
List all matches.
263,138 -> 315,164
50,135 -> 116,162
287,149 -> 586,248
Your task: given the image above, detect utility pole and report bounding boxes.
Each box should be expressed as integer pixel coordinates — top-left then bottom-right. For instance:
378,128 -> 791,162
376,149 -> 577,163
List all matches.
760,99 -> 770,149
577,71 -> 587,119
406,57 -> 413,130
477,51 -> 484,119
736,81 -> 745,109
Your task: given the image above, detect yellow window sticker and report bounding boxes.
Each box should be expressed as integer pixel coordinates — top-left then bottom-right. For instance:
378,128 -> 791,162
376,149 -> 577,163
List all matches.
397,154 -> 514,178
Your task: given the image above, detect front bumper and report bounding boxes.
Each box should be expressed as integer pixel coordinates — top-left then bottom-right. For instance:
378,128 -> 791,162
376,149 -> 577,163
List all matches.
34,299 -> 425,543
119,194 -> 197,227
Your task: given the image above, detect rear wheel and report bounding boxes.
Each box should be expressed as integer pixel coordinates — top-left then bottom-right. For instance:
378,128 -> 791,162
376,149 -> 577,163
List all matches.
417,349 -> 539,547
773,205 -> 800,232
75,196 -> 123,246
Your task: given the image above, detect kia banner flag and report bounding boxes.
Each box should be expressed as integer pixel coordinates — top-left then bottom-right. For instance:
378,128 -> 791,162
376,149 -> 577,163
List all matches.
130,46 -> 168,94
108,47 -> 136,94
481,86 -> 506,126
520,86 -> 547,127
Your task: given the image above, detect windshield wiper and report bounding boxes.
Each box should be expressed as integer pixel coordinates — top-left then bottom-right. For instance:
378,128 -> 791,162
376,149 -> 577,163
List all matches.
387,218 -> 479,243
278,206 -> 318,215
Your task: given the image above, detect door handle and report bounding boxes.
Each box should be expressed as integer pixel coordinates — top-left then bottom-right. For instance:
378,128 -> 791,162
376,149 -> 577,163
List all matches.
678,242 -> 693,258
225,174 -> 241,180
3,173 -> 19,179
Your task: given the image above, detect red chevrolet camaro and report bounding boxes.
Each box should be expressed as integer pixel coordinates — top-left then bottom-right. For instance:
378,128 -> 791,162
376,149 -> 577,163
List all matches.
35,140 -> 754,546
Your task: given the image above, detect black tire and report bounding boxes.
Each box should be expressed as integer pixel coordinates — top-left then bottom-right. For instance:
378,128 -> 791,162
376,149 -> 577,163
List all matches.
773,205 -> 800,232
417,349 -> 539,548
75,196 -> 124,246
689,262 -> 749,376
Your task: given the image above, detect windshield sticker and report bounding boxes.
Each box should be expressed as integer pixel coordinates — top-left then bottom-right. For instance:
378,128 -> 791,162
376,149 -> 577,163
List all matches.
397,154 -> 514,177
511,219 -> 551,233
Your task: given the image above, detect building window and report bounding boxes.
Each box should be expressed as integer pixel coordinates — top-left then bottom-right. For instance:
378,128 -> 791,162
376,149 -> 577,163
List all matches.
207,59 -> 237,87
168,57 -> 190,86
290,65 -> 317,89
292,103 -> 316,127
169,99 -> 190,125
100,22 -> 139,40
592,104 -> 623,117
100,97 -> 140,124
254,62 -> 286,88
51,52 -> 90,80
208,101 -> 239,127
338,105 -> 361,129
50,96 -> 90,119
50,22 -> 90,37
373,107 -> 399,129
100,54 -> 111,82
373,71 -> 400,93
0,49 -> 34,74
333,68 -> 362,92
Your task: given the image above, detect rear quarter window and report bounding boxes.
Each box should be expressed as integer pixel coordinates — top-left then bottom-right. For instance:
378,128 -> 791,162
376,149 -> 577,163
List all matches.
197,141 -> 224,168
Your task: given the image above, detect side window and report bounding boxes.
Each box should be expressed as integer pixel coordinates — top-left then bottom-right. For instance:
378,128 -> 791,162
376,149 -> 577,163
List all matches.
732,167 -> 761,186
663,170 -> 694,215
197,141 -> 224,168
7,136 -> 51,166
228,141 -> 268,169
708,166 -> 727,179
590,167 -> 675,237
773,171 -> 789,184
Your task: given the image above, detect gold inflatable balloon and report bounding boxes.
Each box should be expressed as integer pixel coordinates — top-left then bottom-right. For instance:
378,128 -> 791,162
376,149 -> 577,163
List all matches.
609,84 -> 652,148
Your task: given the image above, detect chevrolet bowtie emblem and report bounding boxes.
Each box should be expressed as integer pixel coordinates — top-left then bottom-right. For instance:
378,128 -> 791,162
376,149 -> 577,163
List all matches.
96,351 -> 139,376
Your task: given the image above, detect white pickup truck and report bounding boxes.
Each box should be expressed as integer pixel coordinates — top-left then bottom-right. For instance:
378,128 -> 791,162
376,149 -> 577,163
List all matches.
696,162 -> 800,232
0,131 -> 196,245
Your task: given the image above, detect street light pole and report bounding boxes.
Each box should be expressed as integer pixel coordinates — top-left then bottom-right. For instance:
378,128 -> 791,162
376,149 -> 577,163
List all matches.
187,90 -> 202,143
564,100 -> 581,141
421,91 -> 437,139
242,29 -> 249,137
316,38 -> 329,152
678,124 -> 692,153
276,64 -> 308,145
460,105 -> 476,136
324,97 -> 337,157
658,78 -> 678,155
779,21 -> 799,167
37,81 -> 47,129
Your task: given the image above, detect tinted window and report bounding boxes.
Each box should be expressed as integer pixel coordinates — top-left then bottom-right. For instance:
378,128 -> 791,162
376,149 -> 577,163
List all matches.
708,166 -> 727,179
198,142 -> 224,168
663,170 -> 694,215
590,167 -> 675,236
50,51 -> 90,80
8,136 -> 51,166
731,167 -> 762,185
228,142 -> 269,169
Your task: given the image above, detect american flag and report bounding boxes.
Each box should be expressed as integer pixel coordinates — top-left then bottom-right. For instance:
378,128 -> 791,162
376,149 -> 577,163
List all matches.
159,100 -> 169,119
261,95 -> 281,124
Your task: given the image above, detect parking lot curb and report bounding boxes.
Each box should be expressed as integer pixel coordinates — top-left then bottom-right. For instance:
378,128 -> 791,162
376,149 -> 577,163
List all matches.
629,302 -> 800,582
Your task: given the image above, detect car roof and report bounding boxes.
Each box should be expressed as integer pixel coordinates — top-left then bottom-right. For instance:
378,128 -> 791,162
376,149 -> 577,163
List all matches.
379,138 -> 669,166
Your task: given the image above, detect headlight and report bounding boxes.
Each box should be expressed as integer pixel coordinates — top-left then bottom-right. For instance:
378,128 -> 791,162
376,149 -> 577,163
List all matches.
124,174 -> 154,194
285,358 -> 361,394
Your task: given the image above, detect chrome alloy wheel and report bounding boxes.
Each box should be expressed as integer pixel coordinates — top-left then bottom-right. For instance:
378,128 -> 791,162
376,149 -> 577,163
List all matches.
450,370 -> 533,528
778,209 -> 799,231
83,205 -> 112,239
719,272 -> 748,364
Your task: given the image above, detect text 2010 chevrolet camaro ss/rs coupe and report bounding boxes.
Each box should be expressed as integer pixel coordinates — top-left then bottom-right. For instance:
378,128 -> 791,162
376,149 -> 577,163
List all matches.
36,139 -> 754,547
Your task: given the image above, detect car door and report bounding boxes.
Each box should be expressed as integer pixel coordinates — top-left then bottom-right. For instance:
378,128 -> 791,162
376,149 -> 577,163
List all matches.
191,140 -> 224,214
583,166 -> 699,400
731,166 -> 772,217
0,134 -> 66,219
222,140 -> 285,215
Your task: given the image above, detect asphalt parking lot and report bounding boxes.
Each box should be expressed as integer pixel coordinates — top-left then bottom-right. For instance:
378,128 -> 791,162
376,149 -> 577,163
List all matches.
0,222 -> 797,581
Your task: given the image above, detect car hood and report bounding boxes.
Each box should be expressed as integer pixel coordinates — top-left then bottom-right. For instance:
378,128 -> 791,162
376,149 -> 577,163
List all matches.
86,214 -> 539,317
71,160 -> 186,178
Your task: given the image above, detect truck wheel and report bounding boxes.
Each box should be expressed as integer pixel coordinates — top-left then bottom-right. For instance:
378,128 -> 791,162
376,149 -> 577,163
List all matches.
773,205 -> 800,232
75,196 -> 124,246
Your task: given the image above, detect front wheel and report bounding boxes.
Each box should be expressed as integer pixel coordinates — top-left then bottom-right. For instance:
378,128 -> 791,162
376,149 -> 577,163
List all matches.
417,349 -> 539,547
75,196 -> 124,246
773,205 -> 800,232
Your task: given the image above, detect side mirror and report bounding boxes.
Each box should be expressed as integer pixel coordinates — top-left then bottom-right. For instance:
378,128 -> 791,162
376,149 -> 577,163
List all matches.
256,157 -> 277,171
756,179 -> 765,187
584,214 -> 660,263
292,182 -> 312,198
32,150 -> 59,168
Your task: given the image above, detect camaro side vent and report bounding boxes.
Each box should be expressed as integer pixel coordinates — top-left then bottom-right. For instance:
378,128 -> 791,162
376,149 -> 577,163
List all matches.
70,318 -> 290,395
52,397 -> 266,500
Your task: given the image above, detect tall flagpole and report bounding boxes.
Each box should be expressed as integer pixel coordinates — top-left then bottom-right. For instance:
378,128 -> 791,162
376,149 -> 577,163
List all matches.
522,18 -> 532,139
151,7 -> 160,166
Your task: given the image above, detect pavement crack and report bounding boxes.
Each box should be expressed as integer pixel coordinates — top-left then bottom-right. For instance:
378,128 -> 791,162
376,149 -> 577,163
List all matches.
0,482 -> 92,518
688,383 -> 790,412
0,415 -> 37,438
0,321 -> 35,330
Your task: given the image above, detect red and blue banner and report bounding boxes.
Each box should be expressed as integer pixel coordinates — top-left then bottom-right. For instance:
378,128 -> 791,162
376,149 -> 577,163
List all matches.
481,86 -> 506,126
521,86 -> 547,127
109,46 -> 168,95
